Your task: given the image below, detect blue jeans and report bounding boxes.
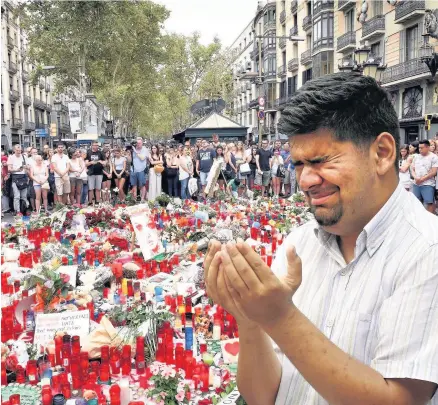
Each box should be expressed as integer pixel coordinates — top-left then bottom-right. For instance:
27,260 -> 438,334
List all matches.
168,176 -> 178,197
81,182 -> 88,204
180,178 -> 189,199
412,184 -> 435,204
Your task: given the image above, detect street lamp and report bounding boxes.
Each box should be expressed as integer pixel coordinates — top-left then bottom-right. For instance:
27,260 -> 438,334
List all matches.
338,44 -> 387,84
420,33 -> 438,78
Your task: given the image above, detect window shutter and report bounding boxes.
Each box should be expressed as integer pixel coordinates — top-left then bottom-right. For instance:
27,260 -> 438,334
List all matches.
399,29 -> 406,63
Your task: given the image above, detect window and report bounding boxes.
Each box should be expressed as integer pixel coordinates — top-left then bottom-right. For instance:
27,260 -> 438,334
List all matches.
307,1 -> 312,16
280,81 -> 287,98
9,77 -> 13,91
370,42 -> 381,58
313,12 -> 334,51
244,38 -> 247,47
249,111 -> 252,125
345,9 -> 354,32
373,0 -> 383,16
306,34 -> 312,49
293,43 -> 298,58
293,14 -> 298,27
288,76 -> 298,95
406,25 -> 418,61
302,68 -> 312,84
282,52 -> 286,67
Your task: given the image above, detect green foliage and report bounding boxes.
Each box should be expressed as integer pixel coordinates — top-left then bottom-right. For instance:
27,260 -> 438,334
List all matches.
18,2 -> 234,138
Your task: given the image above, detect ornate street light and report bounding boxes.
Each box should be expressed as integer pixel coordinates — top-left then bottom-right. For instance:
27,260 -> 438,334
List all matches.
338,44 -> 387,83
420,33 -> 438,78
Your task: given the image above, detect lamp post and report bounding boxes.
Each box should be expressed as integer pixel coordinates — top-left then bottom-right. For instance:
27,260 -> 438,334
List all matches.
420,33 -> 438,78
338,44 -> 387,84
53,101 -> 62,143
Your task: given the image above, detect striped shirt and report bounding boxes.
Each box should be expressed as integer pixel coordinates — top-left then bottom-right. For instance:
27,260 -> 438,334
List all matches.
272,183 -> 438,405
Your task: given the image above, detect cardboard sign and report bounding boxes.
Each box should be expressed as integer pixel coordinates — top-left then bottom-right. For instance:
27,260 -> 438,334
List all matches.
34,310 -> 90,347
127,204 -> 160,261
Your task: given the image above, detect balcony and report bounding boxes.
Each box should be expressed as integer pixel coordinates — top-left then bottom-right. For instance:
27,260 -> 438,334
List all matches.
7,61 -> 17,74
288,57 -> 299,71
33,99 -> 45,110
394,0 -> 425,24
303,15 -> 312,31
7,36 -> 15,49
265,70 -> 277,81
45,83 -> 51,92
280,10 -> 286,25
279,37 -> 287,49
277,65 -> 287,78
314,0 -> 334,16
44,103 -> 52,112
290,26 -> 298,36
9,89 -> 19,102
39,79 -> 45,89
362,15 -> 385,41
263,41 -> 276,53
381,58 -> 429,84
24,121 -> 35,131
338,0 -> 355,11
291,0 -> 298,13
337,31 -> 356,52
264,20 -> 276,32
23,95 -> 31,106
10,118 -> 22,129
22,71 -> 29,82
300,49 -> 312,65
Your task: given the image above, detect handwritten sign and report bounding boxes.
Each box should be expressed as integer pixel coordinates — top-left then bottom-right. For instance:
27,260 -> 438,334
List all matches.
34,310 -> 89,347
0,385 -> 40,405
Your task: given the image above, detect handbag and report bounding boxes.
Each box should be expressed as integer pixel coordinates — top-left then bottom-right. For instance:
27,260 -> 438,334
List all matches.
277,164 -> 286,178
12,174 -> 29,190
239,162 -> 251,176
154,164 -> 164,174
42,181 -> 50,190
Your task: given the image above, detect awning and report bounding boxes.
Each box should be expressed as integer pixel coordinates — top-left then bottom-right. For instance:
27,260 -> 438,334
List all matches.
76,133 -> 98,141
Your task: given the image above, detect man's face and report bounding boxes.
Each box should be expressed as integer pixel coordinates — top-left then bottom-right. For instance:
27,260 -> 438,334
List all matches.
136,139 -> 143,149
196,139 -> 202,147
92,143 -> 99,152
291,129 -> 374,235
418,143 -> 430,156
262,141 -> 269,149
15,145 -> 22,155
26,148 -> 32,155
201,140 -> 208,149
43,145 -> 49,152
57,145 -> 64,154
283,143 -> 290,152
31,148 -> 38,156
213,134 -> 219,143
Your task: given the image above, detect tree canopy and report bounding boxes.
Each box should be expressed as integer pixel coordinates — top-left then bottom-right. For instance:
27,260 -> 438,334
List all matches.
18,0 -> 234,139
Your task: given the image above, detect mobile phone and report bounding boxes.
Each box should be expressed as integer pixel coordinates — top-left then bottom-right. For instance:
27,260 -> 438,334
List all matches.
125,145 -> 132,151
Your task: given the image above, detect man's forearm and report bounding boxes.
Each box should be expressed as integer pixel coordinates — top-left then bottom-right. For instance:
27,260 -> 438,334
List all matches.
264,306 -> 402,405
237,324 -> 281,405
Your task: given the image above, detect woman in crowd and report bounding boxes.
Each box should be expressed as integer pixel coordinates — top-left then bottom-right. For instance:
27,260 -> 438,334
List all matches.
224,144 -> 237,182
430,140 -> 436,154
179,146 -> 193,200
270,148 -> 284,198
102,150 -> 112,203
166,147 -> 179,197
80,149 -> 89,205
46,149 -> 56,207
215,145 -> 227,190
247,144 -> 258,191
112,147 -> 127,201
160,145 -> 168,195
234,141 -> 248,185
148,145 -> 163,201
398,144 -> 412,192
69,149 -> 84,205
29,155 -> 49,215
409,141 -> 419,156
124,148 -> 133,198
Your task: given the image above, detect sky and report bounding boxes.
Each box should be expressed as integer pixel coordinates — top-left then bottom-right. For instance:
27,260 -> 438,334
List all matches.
158,0 -> 258,47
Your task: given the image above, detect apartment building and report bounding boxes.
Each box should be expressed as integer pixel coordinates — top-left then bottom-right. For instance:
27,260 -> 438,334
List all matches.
336,0 -> 437,143
230,0 -> 437,143
229,20 -> 257,139
1,0 -> 57,150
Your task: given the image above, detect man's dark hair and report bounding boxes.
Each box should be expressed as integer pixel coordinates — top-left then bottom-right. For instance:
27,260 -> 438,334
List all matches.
279,72 -> 400,170
419,139 -> 430,147
56,143 -> 64,148
234,179 -> 241,186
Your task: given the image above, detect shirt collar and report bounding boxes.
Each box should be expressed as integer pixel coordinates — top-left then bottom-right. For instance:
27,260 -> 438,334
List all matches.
314,183 -> 406,259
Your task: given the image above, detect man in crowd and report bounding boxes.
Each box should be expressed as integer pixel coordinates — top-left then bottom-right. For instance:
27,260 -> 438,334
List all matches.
255,139 -> 273,197
85,141 -> 106,205
411,139 -> 438,213
130,137 -> 149,202
205,72 -> 438,405
26,147 -> 39,211
196,139 -> 216,195
51,143 -> 71,205
211,133 -> 221,149
281,142 -> 293,197
7,144 -> 30,215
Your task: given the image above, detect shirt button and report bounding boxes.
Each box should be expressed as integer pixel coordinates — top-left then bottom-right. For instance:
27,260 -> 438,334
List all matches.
340,270 -> 348,276
326,318 -> 334,327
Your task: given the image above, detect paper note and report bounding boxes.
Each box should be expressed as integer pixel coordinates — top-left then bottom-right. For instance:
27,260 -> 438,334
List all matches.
34,310 -> 89,347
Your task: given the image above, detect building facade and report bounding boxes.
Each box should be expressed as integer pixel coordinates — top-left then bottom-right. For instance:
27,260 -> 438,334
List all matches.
334,0 -> 436,143
229,0 -> 437,144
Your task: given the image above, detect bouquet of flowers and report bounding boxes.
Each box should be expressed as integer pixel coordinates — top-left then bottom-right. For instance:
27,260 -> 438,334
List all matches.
147,362 -> 190,405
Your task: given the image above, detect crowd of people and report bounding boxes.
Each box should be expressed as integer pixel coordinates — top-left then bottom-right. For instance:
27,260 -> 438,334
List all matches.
1,134 -> 298,218
2,133 -> 438,219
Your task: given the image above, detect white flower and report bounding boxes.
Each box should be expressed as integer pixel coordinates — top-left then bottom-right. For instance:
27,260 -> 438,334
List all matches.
44,280 -> 54,289
113,188 -> 119,193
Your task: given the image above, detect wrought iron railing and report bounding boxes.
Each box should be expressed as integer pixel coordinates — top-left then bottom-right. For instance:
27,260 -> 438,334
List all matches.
300,49 -> 312,64
337,31 -> 356,51
362,15 -> 385,38
288,58 -> 299,71
395,0 -> 425,21
381,58 -> 429,84
303,15 -> 312,31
